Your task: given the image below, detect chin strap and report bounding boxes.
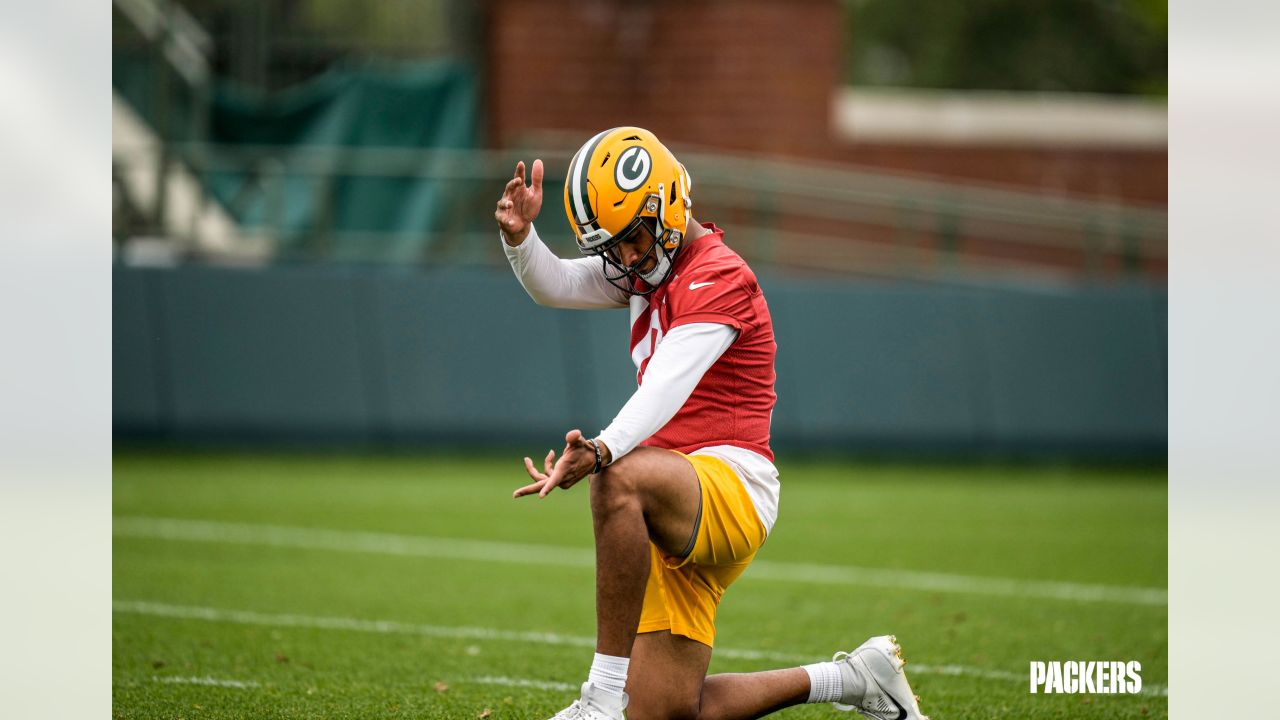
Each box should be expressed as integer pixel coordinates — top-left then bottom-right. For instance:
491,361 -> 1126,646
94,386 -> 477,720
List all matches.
637,247 -> 673,287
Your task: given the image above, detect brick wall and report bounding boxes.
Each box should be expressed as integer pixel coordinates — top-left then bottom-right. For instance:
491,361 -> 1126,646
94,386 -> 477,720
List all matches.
484,0 -> 1166,205
485,0 -> 840,158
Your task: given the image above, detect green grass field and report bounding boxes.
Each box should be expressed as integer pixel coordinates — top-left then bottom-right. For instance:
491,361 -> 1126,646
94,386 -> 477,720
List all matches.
113,452 -> 1167,719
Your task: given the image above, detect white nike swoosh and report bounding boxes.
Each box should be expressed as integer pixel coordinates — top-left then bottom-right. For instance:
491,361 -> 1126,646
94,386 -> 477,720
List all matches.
689,281 -> 715,290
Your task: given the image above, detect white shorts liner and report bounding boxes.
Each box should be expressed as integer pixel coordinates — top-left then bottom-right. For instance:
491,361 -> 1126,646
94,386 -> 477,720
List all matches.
690,445 -> 780,535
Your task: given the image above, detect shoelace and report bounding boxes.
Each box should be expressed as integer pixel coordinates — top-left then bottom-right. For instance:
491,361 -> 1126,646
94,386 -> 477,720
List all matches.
834,648 -> 907,669
552,700 -> 584,719
553,699 -> 617,720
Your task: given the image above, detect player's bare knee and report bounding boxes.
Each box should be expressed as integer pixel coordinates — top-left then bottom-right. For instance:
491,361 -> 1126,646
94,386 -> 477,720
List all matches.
590,463 -> 641,517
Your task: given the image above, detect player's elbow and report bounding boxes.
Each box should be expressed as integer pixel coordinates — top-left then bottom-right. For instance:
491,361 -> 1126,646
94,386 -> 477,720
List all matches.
525,290 -> 558,308
515,282 -> 554,307
522,284 -> 582,309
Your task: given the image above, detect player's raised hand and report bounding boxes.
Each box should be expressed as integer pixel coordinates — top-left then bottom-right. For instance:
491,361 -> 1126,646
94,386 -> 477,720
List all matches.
513,429 -> 597,499
495,159 -> 544,246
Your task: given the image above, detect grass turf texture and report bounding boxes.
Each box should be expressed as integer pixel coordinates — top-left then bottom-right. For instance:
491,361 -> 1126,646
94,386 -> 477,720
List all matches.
113,453 -> 1167,719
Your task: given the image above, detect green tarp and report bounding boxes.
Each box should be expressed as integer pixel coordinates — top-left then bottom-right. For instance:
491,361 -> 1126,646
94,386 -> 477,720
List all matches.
114,54 -> 478,261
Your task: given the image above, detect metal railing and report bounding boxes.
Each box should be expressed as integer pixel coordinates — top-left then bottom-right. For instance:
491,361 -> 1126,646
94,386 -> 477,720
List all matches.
114,0 -> 213,245
111,140 -> 1166,286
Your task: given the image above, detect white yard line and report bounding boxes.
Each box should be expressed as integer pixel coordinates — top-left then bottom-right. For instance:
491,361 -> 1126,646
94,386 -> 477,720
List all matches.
152,675 -> 260,689
115,599 -> 599,650
113,600 -> 1167,696
470,676 -> 577,692
148,673 -> 572,693
113,516 -> 1167,606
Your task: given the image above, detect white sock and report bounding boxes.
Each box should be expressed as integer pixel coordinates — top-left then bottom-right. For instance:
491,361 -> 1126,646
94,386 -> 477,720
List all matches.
802,661 -> 847,703
587,653 -> 630,697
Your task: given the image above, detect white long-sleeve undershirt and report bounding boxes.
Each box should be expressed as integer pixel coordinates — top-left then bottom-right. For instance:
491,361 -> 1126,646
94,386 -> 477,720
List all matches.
596,322 -> 738,462
501,223 -> 628,309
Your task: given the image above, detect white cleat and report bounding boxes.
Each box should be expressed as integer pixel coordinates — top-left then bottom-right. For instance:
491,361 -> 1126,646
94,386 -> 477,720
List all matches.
832,635 -> 930,720
548,682 -> 628,720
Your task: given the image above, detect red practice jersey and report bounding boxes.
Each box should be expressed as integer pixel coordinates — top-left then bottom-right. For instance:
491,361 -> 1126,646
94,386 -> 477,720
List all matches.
629,223 -> 777,460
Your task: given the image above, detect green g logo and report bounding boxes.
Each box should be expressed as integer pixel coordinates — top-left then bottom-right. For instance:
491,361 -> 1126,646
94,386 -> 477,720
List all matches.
615,146 -> 652,192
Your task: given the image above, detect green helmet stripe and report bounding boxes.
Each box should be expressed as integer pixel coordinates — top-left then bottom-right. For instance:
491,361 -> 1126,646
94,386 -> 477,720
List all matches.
571,128 -> 613,227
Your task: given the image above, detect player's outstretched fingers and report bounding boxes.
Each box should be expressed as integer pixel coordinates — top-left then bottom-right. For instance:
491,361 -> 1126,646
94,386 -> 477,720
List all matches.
538,462 -> 567,499
523,455 -> 545,480
514,456 -> 548,498
514,481 -> 547,498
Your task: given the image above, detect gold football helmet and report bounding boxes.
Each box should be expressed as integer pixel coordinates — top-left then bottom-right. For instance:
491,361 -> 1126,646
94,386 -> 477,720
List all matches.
563,127 -> 692,294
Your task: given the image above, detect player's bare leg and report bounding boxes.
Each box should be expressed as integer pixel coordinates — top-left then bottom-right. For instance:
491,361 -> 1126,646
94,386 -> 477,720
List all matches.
589,447 -> 702,657
589,448 -> 814,719
627,630 -> 930,720
627,630 -> 811,720
625,631 -> 711,719
697,669 -> 813,719
589,451 -> 878,720
525,440 -> 930,718
516,439 -> 705,717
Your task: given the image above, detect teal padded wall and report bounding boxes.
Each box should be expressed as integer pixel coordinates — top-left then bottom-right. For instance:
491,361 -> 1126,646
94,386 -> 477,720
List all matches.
155,265 -> 373,439
574,309 -> 637,435
974,286 -> 1167,451
769,284 -> 984,449
113,267 -> 165,435
113,264 -> 1166,456
360,268 -> 580,442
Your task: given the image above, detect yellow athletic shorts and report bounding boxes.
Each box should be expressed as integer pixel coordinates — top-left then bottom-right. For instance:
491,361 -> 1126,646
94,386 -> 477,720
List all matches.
636,452 -> 768,647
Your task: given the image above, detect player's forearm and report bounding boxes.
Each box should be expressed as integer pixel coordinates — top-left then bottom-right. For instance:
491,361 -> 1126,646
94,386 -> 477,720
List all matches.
596,323 -> 737,462
501,224 -> 626,309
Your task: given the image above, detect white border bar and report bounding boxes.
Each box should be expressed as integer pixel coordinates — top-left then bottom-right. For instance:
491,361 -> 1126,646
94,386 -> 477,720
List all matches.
834,87 -> 1168,147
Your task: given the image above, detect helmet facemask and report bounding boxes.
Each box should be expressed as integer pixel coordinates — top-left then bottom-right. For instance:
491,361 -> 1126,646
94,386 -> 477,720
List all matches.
596,215 -> 682,296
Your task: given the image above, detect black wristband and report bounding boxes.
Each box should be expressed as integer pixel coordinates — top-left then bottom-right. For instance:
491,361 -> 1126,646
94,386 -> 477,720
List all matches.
589,438 -> 603,475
